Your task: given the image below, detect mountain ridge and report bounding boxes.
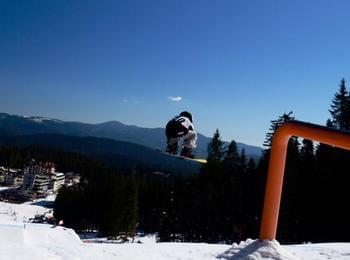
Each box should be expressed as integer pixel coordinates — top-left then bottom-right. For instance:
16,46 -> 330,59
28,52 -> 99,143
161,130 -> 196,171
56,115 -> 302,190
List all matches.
0,112 -> 262,159
0,133 -> 201,175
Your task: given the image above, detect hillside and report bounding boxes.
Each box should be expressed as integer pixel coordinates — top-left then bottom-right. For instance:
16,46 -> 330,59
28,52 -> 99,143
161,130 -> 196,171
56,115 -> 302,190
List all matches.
0,134 -> 201,175
0,113 -> 262,159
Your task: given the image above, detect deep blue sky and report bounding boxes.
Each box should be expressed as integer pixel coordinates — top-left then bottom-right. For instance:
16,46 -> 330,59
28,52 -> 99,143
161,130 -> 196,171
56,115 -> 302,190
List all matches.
1,0 -> 350,147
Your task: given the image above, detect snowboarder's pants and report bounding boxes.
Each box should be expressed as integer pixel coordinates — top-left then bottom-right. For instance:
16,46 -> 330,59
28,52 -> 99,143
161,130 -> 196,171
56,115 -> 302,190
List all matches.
167,131 -> 197,149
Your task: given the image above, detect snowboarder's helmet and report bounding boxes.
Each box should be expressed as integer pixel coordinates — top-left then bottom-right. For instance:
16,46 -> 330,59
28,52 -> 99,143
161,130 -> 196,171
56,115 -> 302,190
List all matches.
180,111 -> 193,122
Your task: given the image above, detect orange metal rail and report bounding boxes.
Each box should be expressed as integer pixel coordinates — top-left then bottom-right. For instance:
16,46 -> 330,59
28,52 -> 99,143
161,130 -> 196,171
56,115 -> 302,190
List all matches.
259,120 -> 350,240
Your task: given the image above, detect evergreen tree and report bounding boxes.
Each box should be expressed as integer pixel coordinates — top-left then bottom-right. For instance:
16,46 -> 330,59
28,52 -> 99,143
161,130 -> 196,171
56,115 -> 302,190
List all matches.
298,138 -> 315,241
247,158 -> 256,174
260,111 -> 295,168
259,111 -> 302,242
263,111 -> 295,149
206,129 -> 225,167
313,120 -> 337,241
320,79 -> 350,241
240,148 -> 247,174
278,134 -> 300,242
243,157 -> 260,239
222,140 -> 242,241
322,84 -> 350,241
201,129 -> 225,241
329,78 -> 350,130
120,175 -> 139,240
223,140 -> 240,174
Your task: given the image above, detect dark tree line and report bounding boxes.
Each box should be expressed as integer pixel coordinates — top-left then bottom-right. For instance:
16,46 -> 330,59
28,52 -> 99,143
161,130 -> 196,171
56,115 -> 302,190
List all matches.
0,138 -> 262,243
152,131 -> 262,243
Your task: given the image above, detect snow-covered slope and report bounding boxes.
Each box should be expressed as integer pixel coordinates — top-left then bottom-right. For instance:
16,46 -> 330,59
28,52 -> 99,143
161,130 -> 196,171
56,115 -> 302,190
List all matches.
1,200 -> 350,260
2,223 -> 350,260
0,201 -> 50,223
0,223 -> 82,260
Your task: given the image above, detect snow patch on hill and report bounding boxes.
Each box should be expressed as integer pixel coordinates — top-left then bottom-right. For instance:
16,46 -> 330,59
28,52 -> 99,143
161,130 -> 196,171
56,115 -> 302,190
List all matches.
22,115 -> 64,124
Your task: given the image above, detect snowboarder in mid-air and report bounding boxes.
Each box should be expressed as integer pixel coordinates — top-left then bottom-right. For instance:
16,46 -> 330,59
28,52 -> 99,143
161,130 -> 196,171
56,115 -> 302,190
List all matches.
165,111 -> 198,158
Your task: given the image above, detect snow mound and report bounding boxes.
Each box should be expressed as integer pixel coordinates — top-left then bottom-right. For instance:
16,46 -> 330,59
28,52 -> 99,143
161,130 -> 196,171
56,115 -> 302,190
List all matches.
0,223 -> 81,246
0,221 -> 350,260
217,239 -> 299,260
0,201 -> 51,223
0,223 -> 83,260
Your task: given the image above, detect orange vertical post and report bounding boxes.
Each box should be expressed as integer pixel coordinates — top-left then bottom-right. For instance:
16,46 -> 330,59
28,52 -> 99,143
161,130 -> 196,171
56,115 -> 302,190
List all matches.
259,120 -> 350,240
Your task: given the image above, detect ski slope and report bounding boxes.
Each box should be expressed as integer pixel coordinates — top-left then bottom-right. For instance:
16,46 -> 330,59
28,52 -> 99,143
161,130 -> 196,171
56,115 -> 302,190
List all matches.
0,201 -> 50,223
1,200 -> 350,259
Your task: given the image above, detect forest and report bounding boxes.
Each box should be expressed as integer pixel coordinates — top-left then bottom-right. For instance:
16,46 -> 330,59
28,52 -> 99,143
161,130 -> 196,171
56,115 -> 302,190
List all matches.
1,78 -> 350,243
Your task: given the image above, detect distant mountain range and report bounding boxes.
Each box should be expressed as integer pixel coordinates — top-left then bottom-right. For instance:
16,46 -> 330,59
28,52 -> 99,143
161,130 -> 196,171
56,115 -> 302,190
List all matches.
0,113 -> 262,159
0,133 -> 201,176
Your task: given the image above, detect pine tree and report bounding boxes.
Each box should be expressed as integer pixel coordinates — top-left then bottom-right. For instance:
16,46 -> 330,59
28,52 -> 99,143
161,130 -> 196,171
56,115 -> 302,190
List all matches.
223,140 -> 240,173
298,138 -> 316,241
221,140 -> 242,241
203,129 -> 225,241
259,111 -> 301,242
300,139 -> 315,162
329,78 -> 350,130
240,148 -> 247,174
121,175 -> 139,241
247,158 -> 256,174
263,111 -> 295,149
324,79 -> 350,240
243,157 -> 260,239
261,111 -> 295,166
277,134 -> 301,242
206,129 -> 225,167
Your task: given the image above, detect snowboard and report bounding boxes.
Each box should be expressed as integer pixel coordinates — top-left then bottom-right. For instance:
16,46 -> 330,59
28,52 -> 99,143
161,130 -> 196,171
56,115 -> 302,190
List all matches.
186,157 -> 207,164
166,152 -> 207,164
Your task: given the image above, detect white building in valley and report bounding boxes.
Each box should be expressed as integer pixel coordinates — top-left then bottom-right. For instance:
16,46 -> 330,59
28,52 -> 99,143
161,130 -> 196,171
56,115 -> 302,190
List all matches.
49,172 -> 65,192
22,161 -> 56,197
0,160 -> 81,200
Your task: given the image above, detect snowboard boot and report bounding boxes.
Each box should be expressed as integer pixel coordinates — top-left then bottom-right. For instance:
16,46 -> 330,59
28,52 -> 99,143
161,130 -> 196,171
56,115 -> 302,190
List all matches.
166,143 -> 178,155
180,147 -> 194,159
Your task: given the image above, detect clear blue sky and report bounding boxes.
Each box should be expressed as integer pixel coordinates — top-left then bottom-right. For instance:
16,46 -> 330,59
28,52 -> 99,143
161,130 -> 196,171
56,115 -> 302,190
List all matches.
1,0 -> 350,147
